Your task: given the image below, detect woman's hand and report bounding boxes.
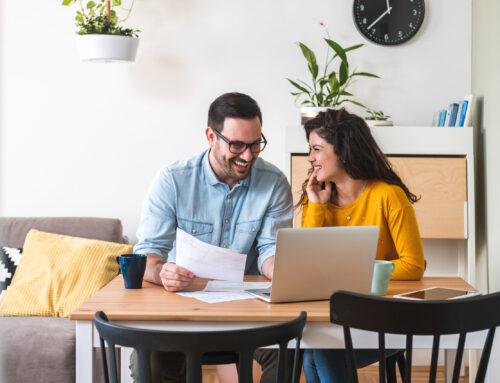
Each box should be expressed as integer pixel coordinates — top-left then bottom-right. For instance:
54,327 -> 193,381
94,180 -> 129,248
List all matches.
306,170 -> 332,204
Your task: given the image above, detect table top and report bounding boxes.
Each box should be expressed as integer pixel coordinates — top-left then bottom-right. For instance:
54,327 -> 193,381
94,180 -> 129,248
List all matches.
70,275 -> 475,322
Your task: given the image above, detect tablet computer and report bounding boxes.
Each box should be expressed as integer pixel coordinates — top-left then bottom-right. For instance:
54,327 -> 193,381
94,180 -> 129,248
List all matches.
394,287 -> 480,301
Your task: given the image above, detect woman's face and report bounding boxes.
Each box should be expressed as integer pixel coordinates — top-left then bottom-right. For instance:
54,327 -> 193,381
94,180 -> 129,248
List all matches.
307,130 -> 345,183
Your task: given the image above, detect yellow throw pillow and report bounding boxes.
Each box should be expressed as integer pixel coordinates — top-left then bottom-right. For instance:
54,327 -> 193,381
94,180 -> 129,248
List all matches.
0,229 -> 133,317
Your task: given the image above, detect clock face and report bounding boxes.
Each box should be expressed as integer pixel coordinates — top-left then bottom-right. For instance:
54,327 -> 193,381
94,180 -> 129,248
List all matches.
353,0 -> 425,45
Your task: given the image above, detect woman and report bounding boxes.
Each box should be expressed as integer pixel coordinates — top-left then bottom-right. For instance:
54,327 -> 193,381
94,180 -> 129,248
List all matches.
300,108 -> 425,383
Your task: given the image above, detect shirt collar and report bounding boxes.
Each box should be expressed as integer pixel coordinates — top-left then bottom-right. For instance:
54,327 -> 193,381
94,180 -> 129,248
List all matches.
202,149 -> 252,188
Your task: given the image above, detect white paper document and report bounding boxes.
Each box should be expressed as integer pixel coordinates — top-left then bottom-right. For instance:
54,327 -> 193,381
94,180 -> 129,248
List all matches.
204,281 -> 272,292
175,228 -> 247,282
177,291 -> 254,304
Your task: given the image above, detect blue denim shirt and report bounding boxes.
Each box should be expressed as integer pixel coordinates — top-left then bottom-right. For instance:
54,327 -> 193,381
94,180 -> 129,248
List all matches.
134,149 -> 293,275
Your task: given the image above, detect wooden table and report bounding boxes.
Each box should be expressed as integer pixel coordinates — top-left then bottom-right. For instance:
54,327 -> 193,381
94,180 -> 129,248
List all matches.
70,276 -> 492,383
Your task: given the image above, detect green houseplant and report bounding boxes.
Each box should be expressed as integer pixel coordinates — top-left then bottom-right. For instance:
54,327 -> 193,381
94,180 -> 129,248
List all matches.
62,0 -> 140,62
364,108 -> 393,127
287,23 -> 379,122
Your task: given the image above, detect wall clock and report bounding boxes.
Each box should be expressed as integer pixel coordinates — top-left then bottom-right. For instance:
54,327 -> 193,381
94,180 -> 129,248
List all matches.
353,0 -> 425,46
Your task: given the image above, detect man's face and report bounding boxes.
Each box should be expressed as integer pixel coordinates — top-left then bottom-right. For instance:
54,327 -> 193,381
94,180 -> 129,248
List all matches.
207,117 -> 262,188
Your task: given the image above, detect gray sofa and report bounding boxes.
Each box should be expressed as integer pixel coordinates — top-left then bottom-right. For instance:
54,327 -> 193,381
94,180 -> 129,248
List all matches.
0,217 -> 128,383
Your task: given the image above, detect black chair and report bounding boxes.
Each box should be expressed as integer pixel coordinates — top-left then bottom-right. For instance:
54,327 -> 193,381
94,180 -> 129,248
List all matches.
94,310 -> 307,383
330,290 -> 500,383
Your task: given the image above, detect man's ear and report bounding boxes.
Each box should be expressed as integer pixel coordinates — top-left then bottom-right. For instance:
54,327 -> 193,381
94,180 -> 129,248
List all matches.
206,127 -> 216,148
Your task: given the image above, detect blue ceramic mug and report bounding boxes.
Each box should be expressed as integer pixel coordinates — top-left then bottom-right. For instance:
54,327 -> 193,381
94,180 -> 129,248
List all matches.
116,254 -> 147,289
370,260 -> 395,296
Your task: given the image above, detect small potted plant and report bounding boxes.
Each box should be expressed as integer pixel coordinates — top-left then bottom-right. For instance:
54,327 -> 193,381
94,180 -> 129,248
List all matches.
62,0 -> 140,62
364,108 -> 393,127
287,22 -> 379,125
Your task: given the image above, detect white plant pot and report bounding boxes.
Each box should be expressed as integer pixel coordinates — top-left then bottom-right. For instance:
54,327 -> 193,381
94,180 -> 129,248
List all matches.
75,34 -> 139,63
365,119 -> 394,127
300,107 -> 330,125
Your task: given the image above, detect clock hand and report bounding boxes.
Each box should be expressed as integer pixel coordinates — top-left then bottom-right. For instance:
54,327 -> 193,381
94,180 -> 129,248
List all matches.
386,0 -> 391,14
367,7 -> 392,30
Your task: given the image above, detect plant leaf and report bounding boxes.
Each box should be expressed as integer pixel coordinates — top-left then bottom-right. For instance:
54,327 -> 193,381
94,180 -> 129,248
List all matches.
297,79 -> 314,91
113,0 -> 122,5
344,43 -> 364,52
328,72 -> 340,93
324,39 -> 347,64
340,90 -> 353,96
339,61 -> 348,85
352,72 -> 380,78
287,78 -> 310,94
298,42 -> 319,80
62,0 -> 76,5
87,1 -> 96,9
343,99 -> 366,108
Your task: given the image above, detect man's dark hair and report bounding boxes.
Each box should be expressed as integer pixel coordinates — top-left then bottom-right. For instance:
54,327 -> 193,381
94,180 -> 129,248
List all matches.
208,92 -> 262,132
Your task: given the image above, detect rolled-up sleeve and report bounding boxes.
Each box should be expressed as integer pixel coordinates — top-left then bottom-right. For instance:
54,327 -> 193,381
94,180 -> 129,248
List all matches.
134,169 -> 178,261
255,174 -> 294,273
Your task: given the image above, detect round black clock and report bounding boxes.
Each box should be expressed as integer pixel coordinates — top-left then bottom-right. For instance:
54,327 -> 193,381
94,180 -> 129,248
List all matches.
353,0 -> 425,46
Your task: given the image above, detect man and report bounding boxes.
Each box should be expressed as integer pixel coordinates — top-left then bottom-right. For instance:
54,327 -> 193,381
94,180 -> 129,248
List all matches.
132,92 -> 294,382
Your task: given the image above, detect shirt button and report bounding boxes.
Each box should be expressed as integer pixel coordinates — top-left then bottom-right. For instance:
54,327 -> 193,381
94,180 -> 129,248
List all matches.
223,244 -> 227,248
251,228 -> 256,232
192,229 -> 196,233
227,195 -> 231,199
225,219 -> 229,223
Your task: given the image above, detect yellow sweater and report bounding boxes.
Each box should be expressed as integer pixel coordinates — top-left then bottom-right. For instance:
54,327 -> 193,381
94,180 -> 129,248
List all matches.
301,181 -> 425,280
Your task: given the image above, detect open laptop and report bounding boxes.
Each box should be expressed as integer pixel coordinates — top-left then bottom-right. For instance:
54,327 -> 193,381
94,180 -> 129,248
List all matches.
248,226 -> 379,303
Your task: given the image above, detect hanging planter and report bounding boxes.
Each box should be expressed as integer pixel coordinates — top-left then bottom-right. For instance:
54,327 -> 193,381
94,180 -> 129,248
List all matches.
63,0 -> 140,63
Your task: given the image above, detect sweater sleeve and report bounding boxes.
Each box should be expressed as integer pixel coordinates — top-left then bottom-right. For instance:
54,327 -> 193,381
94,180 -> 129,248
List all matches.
301,201 -> 328,228
387,205 -> 425,280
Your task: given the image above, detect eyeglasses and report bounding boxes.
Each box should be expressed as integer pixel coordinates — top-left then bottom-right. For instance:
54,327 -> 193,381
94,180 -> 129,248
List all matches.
213,128 -> 267,154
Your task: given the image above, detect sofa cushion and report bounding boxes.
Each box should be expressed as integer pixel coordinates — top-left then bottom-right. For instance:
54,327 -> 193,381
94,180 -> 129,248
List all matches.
0,229 -> 133,317
0,247 -> 23,300
0,217 -> 128,248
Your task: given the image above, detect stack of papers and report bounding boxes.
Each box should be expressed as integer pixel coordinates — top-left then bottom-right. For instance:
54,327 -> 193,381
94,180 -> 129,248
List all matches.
177,280 -> 272,303
176,228 -> 247,282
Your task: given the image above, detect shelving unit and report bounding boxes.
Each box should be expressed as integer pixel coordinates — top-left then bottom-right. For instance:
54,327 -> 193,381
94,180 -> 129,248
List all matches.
285,125 -> 476,284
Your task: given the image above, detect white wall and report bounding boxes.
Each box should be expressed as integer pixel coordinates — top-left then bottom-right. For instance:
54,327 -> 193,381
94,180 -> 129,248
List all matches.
0,0 -> 472,241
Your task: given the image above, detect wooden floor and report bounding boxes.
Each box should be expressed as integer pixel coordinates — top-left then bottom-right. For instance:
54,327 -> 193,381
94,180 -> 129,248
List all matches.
201,365 -> 469,383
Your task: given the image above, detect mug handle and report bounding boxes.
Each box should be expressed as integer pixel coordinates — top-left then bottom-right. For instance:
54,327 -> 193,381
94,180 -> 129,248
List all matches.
116,256 -> 121,265
390,262 -> 395,271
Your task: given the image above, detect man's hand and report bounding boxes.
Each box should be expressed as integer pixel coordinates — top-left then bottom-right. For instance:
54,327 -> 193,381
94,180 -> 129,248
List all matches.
143,254 -> 195,291
159,262 -> 196,292
261,256 -> 275,280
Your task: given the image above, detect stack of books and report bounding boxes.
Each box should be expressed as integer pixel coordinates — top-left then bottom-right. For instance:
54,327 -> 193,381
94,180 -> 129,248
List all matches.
432,95 -> 473,127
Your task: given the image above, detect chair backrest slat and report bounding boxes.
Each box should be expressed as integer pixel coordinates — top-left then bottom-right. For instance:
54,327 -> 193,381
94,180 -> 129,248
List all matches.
452,333 -> 466,383
330,291 -> 500,383
237,351 -> 254,383
99,337 -> 110,383
475,327 -> 496,383
429,335 -> 440,383
95,310 -> 306,383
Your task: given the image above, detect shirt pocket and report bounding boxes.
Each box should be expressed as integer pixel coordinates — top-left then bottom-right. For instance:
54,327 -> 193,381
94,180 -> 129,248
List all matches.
177,218 -> 214,242
235,219 -> 261,237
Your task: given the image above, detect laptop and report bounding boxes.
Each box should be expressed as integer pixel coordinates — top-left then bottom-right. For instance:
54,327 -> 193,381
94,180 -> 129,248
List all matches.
248,226 -> 379,303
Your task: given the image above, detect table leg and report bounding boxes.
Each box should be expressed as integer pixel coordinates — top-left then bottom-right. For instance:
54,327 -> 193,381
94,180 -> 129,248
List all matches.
76,320 -> 94,383
444,349 -> 455,383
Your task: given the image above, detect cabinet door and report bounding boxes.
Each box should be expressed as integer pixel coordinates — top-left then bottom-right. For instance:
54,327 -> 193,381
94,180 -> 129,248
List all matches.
290,155 -> 467,239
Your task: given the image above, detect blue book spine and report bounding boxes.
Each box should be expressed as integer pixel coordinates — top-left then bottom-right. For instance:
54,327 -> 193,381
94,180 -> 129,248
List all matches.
448,103 -> 459,126
438,110 -> 446,126
458,100 -> 468,127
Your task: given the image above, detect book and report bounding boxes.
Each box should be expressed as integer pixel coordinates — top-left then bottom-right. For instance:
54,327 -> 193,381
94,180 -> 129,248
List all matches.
457,100 -> 468,127
462,94 -> 473,127
448,103 -> 459,127
432,111 -> 441,126
438,109 -> 446,127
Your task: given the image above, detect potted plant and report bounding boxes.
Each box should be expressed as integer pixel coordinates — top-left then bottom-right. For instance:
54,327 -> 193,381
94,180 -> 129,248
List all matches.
364,108 -> 393,127
287,23 -> 379,124
62,0 -> 140,62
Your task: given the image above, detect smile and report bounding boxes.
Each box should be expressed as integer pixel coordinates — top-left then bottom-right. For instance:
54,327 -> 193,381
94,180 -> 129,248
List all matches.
234,160 -> 249,168
313,166 -> 322,170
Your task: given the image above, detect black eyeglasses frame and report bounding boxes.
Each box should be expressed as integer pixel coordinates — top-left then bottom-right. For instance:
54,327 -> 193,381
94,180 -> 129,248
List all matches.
212,128 -> 267,154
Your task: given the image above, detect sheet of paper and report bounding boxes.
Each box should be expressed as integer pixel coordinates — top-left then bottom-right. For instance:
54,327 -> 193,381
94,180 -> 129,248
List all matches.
177,291 -> 254,303
176,228 -> 247,282
204,281 -> 272,292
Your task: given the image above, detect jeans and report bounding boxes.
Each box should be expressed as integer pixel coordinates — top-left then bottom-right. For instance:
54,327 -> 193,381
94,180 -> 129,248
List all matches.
303,349 -> 400,383
129,349 -> 299,383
